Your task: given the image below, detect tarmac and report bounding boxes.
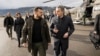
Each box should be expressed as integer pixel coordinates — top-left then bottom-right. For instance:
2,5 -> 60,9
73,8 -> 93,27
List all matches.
0,17 -> 100,56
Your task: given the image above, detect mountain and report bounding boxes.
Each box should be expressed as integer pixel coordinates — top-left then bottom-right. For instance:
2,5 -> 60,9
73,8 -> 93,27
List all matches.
0,7 -> 34,16
0,6 -> 72,16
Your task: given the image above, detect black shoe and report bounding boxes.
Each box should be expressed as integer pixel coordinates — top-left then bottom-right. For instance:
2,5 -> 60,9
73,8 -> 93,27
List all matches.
95,46 -> 99,50
18,45 -> 21,48
9,34 -> 12,38
95,45 -> 100,50
8,35 -> 10,38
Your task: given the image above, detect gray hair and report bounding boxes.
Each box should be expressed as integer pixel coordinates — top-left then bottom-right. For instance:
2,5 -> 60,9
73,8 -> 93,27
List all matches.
56,5 -> 65,12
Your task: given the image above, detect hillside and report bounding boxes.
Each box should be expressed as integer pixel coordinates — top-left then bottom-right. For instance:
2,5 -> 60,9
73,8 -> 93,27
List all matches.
0,6 -> 72,16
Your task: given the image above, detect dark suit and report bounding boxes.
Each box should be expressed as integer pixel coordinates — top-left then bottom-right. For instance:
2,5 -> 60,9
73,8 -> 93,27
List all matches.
50,16 -> 75,56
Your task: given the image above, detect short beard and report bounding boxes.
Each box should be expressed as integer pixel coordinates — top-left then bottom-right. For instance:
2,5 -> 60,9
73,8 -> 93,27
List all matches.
38,16 -> 42,19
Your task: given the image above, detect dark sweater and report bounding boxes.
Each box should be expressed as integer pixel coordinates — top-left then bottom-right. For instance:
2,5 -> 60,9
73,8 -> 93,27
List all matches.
32,18 -> 42,43
4,16 -> 14,27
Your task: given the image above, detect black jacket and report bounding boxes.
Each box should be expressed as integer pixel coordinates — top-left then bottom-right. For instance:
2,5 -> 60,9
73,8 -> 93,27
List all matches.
14,18 -> 24,37
22,16 -> 51,52
94,14 -> 100,34
4,16 -> 14,27
50,16 -> 75,39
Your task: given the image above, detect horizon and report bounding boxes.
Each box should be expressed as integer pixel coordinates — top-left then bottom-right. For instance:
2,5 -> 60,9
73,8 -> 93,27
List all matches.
0,6 -> 74,10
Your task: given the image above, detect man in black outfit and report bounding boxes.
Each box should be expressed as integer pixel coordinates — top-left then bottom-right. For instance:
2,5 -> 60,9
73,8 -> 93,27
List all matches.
14,13 -> 25,47
50,6 -> 75,56
94,14 -> 100,49
4,12 -> 14,39
22,7 -> 51,56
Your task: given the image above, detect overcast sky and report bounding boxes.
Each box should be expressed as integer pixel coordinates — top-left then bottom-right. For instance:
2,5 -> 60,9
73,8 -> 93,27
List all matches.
0,0 -> 83,9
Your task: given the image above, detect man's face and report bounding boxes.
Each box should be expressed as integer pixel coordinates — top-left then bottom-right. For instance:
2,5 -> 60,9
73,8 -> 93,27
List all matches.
36,9 -> 43,17
26,13 -> 29,16
16,13 -> 21,18
7,13 -> 11,17
55,8 -> 64,17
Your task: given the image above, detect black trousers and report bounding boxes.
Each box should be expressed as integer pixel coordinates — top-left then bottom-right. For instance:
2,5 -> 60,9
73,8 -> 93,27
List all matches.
16,32 -> 21,47
97,34 -> 100,44
6,26 -> 12,38
54,38 -> 68,56
32,42 -> 46,56
17,36 -> 21,47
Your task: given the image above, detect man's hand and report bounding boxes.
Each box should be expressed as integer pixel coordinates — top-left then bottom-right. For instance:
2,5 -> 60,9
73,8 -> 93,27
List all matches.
22,43 -> 28,48
94,31 -> 97,34
63,32 -> 69,38
48,43 -> 51,46
53,28 -> 59,33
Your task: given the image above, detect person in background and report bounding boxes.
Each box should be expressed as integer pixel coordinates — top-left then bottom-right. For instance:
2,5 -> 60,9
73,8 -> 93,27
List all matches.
4,12 -> 14,39
81,0 -> 94,25
94,14 -> 100,48
49,10 -> 56,23
25,12 -> 30,21
25,12 -> 30,40
64,8 -> 72,19
14,12 -> 25,47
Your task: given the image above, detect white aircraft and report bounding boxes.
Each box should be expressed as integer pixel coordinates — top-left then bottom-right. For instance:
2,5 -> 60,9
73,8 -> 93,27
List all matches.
72,0 -> 100,25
